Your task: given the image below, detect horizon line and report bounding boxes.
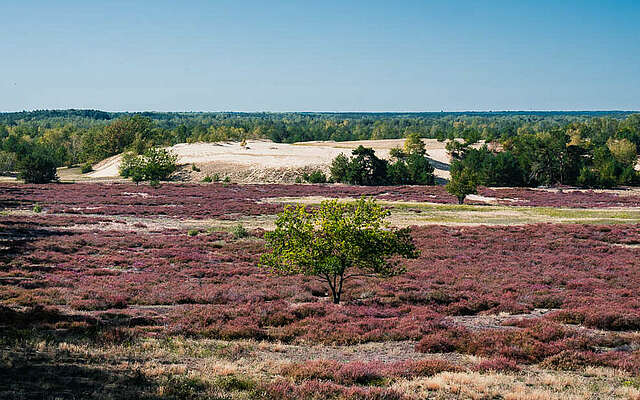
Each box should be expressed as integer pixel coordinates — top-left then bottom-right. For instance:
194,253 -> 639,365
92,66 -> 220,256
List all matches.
1,109 -> 639,114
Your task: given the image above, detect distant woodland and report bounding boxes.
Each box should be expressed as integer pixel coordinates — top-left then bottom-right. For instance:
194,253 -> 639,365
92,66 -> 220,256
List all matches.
1,110 -> 639,187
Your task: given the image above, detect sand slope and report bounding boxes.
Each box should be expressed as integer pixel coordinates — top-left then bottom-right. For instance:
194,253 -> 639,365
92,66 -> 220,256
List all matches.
89,139 -> 452,182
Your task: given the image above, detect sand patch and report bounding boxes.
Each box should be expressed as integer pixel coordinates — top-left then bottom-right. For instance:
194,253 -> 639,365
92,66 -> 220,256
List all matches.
88,139 -> 454,182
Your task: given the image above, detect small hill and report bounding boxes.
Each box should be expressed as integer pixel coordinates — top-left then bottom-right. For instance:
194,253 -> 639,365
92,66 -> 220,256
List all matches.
88,139 -> 453,183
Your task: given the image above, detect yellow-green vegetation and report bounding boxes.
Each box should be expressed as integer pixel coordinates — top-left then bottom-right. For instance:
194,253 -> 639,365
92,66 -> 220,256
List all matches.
260,198 -> 418,304
264,197 -> 640,226
389,202 -> 640,225
4,333 -> 638,400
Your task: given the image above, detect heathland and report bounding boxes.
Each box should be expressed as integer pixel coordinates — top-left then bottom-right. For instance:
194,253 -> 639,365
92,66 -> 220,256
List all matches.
1,110 -> 640,399
1,181 -> 639,399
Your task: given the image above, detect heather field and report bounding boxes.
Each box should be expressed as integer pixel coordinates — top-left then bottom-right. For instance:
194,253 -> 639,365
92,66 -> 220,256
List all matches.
1,182 -> 640,399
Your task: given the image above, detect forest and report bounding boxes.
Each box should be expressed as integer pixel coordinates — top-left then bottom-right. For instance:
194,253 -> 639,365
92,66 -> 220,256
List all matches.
1,110 -> 639,188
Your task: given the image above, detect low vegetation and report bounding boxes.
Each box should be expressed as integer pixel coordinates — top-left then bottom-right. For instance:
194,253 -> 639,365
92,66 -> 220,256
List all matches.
119,147 -> 178,183
1,182 -> 639,398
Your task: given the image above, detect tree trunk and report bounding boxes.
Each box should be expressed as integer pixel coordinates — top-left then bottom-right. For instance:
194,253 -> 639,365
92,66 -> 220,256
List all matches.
328,274 -> 343,304
458,196 -> 465,205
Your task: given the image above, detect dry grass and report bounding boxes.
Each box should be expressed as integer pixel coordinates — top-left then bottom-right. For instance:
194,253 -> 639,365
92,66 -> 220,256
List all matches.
4,333 -> 637,399
393,369 -> 637,400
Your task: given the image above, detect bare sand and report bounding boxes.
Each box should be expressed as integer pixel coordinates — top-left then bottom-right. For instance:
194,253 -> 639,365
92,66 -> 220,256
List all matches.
89,139 -> 453,182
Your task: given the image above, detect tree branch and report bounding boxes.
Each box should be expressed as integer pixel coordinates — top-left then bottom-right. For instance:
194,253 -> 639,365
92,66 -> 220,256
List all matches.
343,273 -> 377,281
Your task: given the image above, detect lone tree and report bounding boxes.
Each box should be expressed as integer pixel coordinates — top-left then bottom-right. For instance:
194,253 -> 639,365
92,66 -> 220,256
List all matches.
16,143 -> 58,183
260,198 -> 418,304
403,132 -> 427,155
446,167 -> 479,204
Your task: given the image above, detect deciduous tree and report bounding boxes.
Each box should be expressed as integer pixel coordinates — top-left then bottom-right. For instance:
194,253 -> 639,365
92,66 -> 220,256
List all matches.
260,198 -> 418,304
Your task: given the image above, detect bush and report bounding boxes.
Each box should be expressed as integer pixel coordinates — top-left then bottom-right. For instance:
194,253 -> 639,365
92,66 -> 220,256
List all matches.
446,167 -> 478,204
0,150 -> 17,174
119,147 -> 178,183
201,175 -> 213,183
329,153 -> 350,182
475,357 -> 520,372
32,204 -> 42,213
330,146 -> 388,186
450,146 -> 524,187
16,144 -> 59,184
303,170 -> 327,183
330,139 -> 435,186
539,350 -> 596,371
232,224 -> 249,239
119,151 -> 144,181
80,163 -> 93,174
388,152 -> 435,185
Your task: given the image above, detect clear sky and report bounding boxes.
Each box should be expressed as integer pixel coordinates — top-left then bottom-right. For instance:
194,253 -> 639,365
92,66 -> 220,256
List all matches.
1,0 -> 639,112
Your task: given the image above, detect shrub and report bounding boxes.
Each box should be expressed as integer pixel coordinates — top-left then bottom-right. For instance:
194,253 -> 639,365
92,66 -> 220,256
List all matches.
201,175 -> 213,183
119,147 -> 178,183
539,350 -> 596,371
446,167 -> 478,204
16,144 -> 58,184
280,359 -> 457,385
329,153 -> 350,183
303,170 -> 327,184
415,328 -> 465,353
404,132 -> 426,155
119,151 -> 145,182
213,374 -> 256,392
191,164 -> 201,172
475,357 -> 521,372
157,375 -> 209,398
387,152 -> 435,185
232,224 -> 249,239
330,142 -> 435,186
387,137 -> 435,185
80,163 -> 93,174
187,229 -> 199,237
32,204 -> 42,213
330,146 -> 388,186
0,150 -> 17,174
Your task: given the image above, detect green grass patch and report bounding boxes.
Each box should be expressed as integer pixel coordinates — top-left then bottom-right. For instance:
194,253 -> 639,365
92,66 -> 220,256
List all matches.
530,207 -> 639,220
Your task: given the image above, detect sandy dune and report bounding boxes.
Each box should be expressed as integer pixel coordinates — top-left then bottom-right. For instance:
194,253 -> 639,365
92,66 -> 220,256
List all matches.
89,139 -> 452,182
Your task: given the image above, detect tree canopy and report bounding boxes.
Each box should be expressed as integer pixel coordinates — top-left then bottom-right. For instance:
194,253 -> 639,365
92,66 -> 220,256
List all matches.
119,147 -> 178,184
2,110 -> 639,189
260,198 -> 418,304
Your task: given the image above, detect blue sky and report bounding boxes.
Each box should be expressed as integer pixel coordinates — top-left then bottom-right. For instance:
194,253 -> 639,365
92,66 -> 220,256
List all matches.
1,0 -> 639,112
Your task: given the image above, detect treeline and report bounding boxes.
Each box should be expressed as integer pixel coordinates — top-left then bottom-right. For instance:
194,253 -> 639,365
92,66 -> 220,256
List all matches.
450,124 -> 640,188
1,110 -> 639,187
